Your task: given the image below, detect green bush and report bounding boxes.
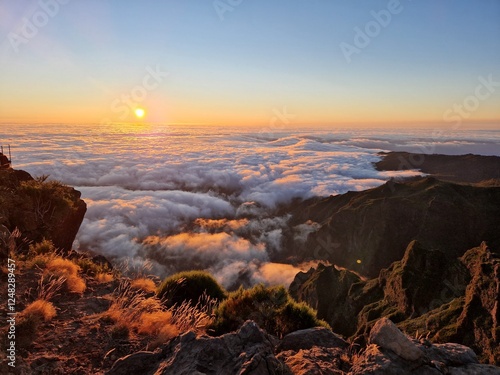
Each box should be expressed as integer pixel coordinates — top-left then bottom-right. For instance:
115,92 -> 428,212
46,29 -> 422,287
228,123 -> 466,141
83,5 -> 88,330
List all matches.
157,270 -> 227,308
209,284 -> 329,338
74,257 -> 111,276
29,239 -> 57,257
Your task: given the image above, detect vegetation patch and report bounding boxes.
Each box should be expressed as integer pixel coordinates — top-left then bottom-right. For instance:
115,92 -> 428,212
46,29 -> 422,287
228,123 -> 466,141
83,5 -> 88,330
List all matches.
157,270 -> 227,307
210,284 -> 329,338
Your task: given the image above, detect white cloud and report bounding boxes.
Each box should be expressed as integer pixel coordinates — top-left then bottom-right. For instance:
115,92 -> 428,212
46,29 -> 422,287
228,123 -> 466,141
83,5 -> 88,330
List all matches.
4,124 -> 499,287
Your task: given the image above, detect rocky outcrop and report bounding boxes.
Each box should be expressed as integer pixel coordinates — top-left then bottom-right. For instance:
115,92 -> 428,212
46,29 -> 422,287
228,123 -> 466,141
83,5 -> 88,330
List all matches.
107,321 -> 286,375
107,319 -> 499,374
351,317 -> 500,374
286,177 -> 500,278
290,241 -> 500,365
0,167 -> 86,252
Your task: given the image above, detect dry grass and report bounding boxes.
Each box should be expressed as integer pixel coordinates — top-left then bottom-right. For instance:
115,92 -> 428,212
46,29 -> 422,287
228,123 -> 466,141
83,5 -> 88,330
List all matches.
21,299 -> 57,322
130,277 -> 156,293
104,280 -> 214,345
170,296 -> 216,333
96,273 -> 114,283
46,257 -> 79,275
45,257 -> 86,294
37,274 -> 66,301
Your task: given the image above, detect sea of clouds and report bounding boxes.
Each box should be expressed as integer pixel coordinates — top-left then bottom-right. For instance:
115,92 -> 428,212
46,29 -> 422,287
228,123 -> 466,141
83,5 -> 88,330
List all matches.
2,124 -> 499,288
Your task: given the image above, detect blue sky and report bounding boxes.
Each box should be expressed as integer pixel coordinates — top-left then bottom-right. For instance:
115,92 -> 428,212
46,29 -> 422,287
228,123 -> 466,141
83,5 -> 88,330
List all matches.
1,0 -> 499,126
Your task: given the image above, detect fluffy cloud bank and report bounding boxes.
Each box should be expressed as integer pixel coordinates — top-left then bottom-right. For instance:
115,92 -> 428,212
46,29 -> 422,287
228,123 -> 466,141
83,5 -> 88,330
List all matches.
4,124 -> 499,287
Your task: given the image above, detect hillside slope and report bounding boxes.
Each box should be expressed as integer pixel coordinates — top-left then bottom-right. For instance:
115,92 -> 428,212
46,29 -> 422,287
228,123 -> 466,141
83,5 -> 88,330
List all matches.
285,177 -> 500,277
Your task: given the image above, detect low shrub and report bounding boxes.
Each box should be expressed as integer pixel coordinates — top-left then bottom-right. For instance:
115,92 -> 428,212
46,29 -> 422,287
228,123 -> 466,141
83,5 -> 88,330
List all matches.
74,256 -> 111,276
29,239 -> 57,257
210,284 -> 329,338
157,270 -> 227,307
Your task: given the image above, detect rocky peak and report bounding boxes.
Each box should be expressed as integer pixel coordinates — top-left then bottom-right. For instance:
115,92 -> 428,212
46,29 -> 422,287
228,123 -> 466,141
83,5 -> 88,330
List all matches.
290,241 -> 500,364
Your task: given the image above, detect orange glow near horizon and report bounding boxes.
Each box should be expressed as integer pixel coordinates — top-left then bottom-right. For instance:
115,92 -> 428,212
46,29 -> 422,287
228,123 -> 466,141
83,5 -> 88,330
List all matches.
1,91 -> 499,128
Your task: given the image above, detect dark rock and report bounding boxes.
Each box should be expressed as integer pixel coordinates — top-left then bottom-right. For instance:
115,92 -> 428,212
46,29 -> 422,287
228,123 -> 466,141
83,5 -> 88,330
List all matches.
378,240 -> 469,317
277,327 -> 348,352
352,318 -> 497,375
105,351 -> 161,375
289,263 -> 367,336
107,321 -> 290,375
106,319 -> 500,374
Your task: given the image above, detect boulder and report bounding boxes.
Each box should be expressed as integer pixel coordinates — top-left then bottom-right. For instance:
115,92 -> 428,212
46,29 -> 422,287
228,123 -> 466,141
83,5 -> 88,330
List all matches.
277,327 -> 348,352
352,318 -> 496,375
369,318 -> 423,361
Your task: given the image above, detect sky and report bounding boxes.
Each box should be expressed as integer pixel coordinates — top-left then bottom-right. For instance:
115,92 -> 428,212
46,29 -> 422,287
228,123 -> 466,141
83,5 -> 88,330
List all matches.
0,0 -> 499,127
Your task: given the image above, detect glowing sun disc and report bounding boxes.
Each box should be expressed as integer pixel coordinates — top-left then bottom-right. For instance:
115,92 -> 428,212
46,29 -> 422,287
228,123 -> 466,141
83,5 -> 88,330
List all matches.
135,108 -> 145,118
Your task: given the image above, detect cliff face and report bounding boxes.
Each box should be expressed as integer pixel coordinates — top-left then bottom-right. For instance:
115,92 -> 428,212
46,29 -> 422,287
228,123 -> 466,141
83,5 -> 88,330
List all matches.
289,241 -> 500,365
0,167 -> 86,253
286,177 -> 500,278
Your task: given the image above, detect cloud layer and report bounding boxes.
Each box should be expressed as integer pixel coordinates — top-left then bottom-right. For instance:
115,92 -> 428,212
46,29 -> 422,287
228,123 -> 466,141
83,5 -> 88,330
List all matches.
3,124 -> 499,288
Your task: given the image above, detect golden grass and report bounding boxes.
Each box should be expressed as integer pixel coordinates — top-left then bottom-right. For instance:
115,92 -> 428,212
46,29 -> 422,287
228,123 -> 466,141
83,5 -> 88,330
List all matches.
46,258 -> 80,275
130,278 -> 156,293
137,311 -> 176,335
96,273 -> 114,283
65,275 -> 86,294
22,299 -> 57,322
104,280 -> 213,345
45,257 -> 86,294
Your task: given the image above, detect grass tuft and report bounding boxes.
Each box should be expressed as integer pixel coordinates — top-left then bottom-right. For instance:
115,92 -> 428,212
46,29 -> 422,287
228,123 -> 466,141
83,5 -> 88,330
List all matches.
45,257 -> 86,294
21,299 -> 57,322
130,278 -> 156,293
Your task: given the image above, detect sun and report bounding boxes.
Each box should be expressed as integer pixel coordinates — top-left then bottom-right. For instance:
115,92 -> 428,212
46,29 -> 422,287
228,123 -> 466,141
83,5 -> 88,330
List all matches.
134,108 -> 145,118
